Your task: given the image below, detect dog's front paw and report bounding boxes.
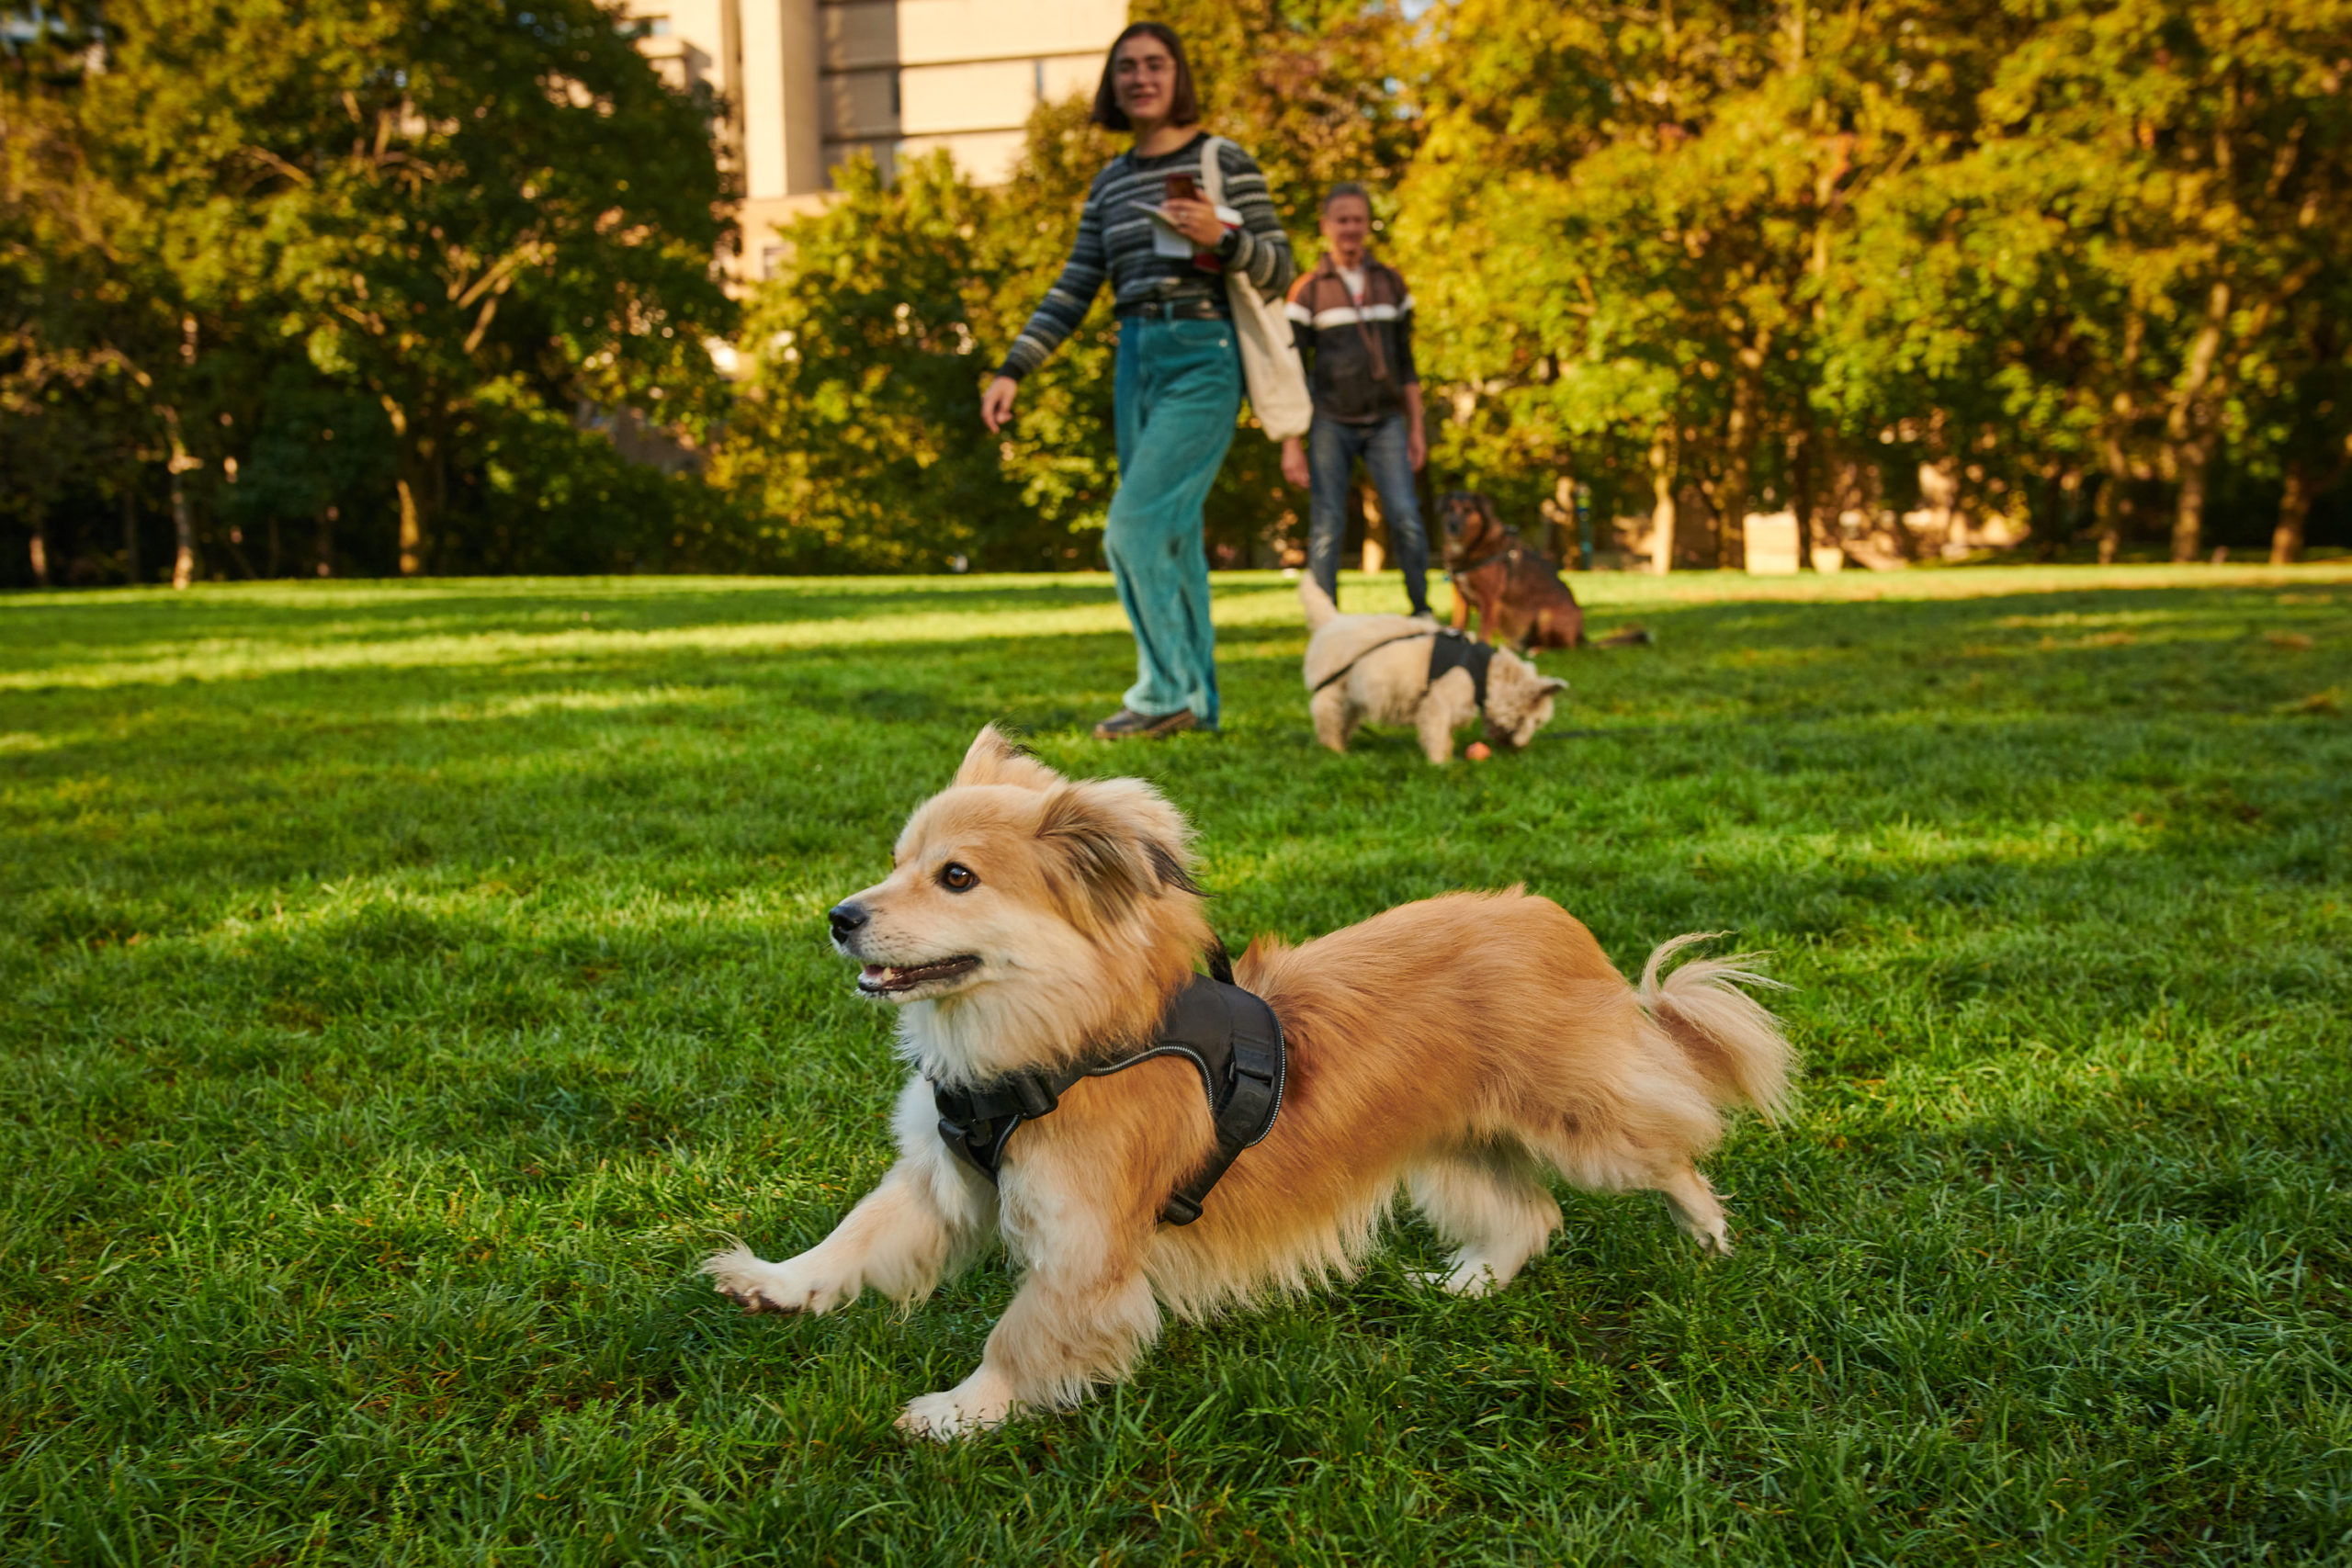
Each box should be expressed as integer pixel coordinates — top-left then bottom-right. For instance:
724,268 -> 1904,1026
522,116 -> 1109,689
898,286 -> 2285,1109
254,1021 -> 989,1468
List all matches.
1412,1260 -> 1501,1298
701,1246 -> 855,1316
895,1374 -> 1015,1442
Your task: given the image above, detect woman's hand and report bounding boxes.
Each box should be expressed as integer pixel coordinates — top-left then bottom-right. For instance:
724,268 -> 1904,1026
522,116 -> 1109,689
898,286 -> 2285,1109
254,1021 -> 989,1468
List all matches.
1160,197 -> 1228,250
1281,437 -> 1309,490
980,376 -> 1019,433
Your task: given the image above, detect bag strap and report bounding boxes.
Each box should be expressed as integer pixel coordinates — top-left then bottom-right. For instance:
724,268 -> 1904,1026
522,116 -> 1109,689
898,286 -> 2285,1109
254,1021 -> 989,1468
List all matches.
1200,135 -> 1224,205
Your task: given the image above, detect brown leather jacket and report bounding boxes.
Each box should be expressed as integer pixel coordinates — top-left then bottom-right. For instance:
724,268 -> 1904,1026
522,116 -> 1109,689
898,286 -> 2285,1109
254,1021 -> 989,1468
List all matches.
1283,254 -> 1419,426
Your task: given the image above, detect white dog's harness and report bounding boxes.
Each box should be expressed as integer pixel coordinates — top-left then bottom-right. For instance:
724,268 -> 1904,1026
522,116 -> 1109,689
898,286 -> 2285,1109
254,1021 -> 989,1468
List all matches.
930,948 -> 1286,1225
1310,626 -> 1497,709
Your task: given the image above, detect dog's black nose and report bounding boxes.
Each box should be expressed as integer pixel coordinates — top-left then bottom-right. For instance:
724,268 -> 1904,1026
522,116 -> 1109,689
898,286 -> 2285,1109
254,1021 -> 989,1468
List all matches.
828,902 -> 869,942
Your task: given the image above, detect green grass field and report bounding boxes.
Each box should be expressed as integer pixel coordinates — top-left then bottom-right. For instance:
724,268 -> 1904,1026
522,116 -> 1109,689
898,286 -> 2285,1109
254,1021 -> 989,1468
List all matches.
4,562 -> 2349,1565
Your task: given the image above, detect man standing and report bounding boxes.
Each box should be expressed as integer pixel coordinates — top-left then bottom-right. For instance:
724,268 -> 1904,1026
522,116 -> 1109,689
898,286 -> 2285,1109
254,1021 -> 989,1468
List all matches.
1281,182 -> 1431,617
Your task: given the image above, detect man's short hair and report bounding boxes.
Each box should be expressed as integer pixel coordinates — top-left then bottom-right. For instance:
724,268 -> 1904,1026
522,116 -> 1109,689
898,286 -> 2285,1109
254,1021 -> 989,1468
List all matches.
1091,23 -> 1201,131
1322,182 -> 1373,215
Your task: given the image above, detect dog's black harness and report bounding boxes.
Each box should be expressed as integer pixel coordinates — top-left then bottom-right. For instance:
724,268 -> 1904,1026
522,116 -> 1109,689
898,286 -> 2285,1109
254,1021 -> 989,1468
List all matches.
930,948 -> 1285,1225
1309,626 -> 1497,709
1427,628 -> 1497,707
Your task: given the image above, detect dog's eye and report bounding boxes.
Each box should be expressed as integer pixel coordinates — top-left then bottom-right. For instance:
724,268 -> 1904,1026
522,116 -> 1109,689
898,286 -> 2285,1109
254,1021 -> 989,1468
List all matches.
938,862 -> 978,892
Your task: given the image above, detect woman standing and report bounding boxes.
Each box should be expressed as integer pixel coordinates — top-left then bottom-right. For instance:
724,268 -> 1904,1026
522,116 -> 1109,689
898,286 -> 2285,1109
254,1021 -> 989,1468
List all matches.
980,23 -> 1295,739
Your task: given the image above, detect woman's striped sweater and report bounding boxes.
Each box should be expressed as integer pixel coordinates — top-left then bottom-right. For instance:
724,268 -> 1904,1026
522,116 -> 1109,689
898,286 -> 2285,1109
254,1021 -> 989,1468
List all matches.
996,132 -> 1295,382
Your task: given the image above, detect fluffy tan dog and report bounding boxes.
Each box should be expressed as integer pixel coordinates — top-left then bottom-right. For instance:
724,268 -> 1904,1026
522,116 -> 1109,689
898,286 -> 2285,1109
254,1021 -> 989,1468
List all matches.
704,728 -> 1794,1439
1299,580 -> 1566,762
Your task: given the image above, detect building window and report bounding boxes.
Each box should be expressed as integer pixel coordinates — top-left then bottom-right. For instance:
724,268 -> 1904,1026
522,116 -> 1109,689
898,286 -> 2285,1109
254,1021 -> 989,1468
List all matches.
761,245 -> 785,279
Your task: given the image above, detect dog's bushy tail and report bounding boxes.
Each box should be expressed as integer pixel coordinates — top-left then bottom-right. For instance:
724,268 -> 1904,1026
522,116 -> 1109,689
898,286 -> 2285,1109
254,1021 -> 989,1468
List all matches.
1298,577 -> 1340,632
1638,934 -> 1795,1122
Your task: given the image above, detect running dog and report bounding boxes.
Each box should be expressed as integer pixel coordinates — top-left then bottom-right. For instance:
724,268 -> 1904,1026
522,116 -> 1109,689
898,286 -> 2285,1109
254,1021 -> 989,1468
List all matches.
703,728 -> 1795,1439
1298,580 -> 1565,762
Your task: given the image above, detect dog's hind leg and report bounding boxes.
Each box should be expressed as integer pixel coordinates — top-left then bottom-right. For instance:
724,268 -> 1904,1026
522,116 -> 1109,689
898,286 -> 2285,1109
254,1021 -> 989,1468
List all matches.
1406,1144 -> 1561,1296
1652,1159 -> 1732,1256
704,1077 -> 995,1315
1309,684 -> 1355,754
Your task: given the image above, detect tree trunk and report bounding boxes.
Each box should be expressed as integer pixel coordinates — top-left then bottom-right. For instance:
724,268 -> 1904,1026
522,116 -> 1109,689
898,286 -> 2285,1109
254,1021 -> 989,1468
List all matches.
162,405 -> 199,590
1791,425 -> 1824,568
1542,474 -> 1575,565
169,470 -> 197,588
316,504 -> 335,577
28,503 -> 50,587
2165,282 -> 2230,564
266,513 -> 282,578
2170,434 -> 2212,562
2270,467 -> 2309,564
395,478 -> 423,575
1648,433 -> 1677,575
122,487 -> 141,584
383,394 -> 428,576
1715,349 -> 1767,570
2094,434 -> 2135,565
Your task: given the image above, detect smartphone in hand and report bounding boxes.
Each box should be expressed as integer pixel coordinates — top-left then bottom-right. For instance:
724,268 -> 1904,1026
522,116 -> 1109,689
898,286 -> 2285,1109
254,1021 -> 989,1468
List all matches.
1162,172 -> 1199,204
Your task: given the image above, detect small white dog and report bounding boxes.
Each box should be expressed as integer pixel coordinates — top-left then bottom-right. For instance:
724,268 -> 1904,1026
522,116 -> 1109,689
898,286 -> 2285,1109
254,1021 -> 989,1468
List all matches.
1300,581 -> 1567,762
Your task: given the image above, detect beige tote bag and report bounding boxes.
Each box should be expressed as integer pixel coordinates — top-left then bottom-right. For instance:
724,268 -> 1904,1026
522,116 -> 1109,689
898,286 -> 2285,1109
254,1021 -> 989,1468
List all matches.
1202,137 -> 1312,443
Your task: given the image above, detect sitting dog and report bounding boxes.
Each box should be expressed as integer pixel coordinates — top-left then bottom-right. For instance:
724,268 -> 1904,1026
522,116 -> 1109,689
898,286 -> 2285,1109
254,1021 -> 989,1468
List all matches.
1439,491 -> 1649,651
1299,580 -> 1566,762
704,728 -> 1795,1439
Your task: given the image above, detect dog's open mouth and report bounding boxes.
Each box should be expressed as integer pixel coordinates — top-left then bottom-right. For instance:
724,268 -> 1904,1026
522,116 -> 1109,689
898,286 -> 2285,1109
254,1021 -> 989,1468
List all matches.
856,955 -> 981,996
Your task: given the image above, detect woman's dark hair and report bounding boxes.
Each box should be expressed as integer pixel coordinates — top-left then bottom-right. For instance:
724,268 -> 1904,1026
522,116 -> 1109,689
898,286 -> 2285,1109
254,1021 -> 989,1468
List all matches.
1091,22 -> 1200,131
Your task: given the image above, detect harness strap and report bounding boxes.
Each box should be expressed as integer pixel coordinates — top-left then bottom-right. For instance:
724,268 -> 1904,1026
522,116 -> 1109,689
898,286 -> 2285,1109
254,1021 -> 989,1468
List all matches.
1428,629 -> 1497,708
1449,544 -> 1516,576
930,955 -> 1284,1226
1309,626 -> 1496,711
1309,628 -> 1439,694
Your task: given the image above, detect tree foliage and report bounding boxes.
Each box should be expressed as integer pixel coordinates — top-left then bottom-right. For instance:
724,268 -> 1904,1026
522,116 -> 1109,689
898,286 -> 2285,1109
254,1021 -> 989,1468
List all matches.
5,0 -> 740,584
6,0 -> 2349,583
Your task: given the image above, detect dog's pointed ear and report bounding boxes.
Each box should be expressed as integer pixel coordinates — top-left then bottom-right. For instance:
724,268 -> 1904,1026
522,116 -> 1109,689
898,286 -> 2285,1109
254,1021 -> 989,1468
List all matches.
1035,778 -> 1196,935
955,725 -> 1063,791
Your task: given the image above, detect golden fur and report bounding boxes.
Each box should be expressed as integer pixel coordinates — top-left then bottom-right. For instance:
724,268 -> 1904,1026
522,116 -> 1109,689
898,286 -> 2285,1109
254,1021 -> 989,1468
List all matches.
1298,580 -> 1568,762
704,728 -> 1795,1438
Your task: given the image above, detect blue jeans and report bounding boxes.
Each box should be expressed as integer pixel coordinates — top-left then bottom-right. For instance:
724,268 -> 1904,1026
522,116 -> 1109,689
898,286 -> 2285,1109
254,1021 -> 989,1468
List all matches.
1306,412 -> 1430,615
1106,316 -> 1242,728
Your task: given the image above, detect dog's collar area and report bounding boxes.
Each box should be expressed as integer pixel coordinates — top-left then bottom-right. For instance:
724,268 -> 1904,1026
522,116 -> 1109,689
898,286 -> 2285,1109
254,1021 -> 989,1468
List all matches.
1449,543 -> 1519,576
930,955 -> 1284,1227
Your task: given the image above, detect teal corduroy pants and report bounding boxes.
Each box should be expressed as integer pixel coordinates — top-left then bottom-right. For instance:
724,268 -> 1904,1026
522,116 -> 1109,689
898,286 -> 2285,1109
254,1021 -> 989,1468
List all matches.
1105,315 -> 1242,728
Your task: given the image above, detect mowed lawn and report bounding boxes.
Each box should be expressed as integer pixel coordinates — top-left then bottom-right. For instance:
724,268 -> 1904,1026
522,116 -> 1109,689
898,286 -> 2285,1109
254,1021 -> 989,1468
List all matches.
3,562 -> 2349,1566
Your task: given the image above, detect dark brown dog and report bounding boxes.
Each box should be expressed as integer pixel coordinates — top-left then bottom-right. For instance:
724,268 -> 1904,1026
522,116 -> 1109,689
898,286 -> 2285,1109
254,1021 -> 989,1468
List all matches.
1438,491 -> 1647,650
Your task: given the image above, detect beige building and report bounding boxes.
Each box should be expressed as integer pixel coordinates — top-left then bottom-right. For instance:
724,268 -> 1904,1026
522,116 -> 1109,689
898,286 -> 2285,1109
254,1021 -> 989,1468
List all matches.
625,0 -> 1127,284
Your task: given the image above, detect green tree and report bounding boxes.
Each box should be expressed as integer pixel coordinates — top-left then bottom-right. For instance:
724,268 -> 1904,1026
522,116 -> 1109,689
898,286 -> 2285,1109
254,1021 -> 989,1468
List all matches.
9,0 -> 738,582
1829,0 -> 2352,561
1398,0 -> 2019,570
718,152 -> 1065,570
